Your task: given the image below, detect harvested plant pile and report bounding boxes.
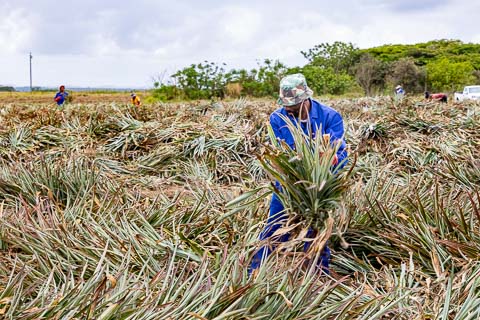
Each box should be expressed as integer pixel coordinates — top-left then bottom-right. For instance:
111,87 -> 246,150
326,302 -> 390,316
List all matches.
0,97 -> 479,319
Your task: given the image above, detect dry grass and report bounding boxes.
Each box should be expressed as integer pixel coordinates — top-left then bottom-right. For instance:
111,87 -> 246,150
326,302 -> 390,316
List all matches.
0,95 -> 479,319
0,91 -> 135,104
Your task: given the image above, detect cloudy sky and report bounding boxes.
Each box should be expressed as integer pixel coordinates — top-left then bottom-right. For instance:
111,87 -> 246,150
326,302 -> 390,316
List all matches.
1,0 -> 479,88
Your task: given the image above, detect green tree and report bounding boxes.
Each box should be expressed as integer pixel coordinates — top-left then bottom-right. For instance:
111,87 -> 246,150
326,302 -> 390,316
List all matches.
301,41 -> 360,74
172,61 -> 231,99
353,54 -> 387,96
474,70 -> 480,85
426,58 -> 475,92
297,65 -> 355,95
0,86 -> 15,92
364,39 -> 480,69
230,59 -> 288,97
299,42 -> 358,95
388,58 -> 425,94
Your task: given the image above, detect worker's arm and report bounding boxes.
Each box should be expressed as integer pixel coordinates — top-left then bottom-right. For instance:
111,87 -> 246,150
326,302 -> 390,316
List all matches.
325,113 -> 347,167
269,112 -> 295,149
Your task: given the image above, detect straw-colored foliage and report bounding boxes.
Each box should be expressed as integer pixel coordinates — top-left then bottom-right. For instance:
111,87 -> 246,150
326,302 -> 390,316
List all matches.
0,96 -> 479,319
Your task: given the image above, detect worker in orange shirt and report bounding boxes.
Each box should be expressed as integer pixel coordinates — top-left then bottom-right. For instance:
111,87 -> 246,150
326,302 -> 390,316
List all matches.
131,92 -> 141,106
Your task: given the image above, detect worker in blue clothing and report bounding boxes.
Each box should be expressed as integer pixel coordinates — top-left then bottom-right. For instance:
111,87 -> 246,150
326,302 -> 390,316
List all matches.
250,73 -> 347,274
54,85 -> 69,105
395,85 -> 405,97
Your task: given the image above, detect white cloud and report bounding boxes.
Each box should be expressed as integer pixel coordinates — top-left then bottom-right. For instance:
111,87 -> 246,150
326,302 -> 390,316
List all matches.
219,7 -> 262,45
0,5 -> 33,54
1,0 -> 479,87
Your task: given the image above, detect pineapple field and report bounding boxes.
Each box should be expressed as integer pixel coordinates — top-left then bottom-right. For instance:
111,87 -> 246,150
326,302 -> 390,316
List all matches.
0,95 -> 479,319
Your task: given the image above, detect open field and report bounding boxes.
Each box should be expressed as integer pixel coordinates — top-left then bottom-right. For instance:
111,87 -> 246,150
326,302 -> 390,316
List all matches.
0,92 -> 137,105
0,95 -> 479,319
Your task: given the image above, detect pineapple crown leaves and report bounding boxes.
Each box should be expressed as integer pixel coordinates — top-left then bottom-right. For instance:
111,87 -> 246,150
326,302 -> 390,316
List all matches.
258,114 -> 352,229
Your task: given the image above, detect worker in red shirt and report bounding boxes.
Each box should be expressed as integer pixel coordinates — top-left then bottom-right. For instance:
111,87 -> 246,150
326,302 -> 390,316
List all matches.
54,85 -> 69,105
425,91 -> 447,102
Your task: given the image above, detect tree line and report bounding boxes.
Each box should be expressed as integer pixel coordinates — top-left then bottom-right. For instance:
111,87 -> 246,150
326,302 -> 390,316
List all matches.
151,39 -> 480,100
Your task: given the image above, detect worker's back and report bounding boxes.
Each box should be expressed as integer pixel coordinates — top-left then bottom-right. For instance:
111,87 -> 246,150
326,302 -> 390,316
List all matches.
131,94 -> 141,106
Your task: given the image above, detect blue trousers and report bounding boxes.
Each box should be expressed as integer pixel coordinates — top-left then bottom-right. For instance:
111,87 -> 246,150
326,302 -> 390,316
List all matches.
250,193 -> 330,273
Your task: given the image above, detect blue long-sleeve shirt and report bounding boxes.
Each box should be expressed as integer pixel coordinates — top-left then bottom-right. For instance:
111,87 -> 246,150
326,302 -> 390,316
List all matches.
54,91 -> 68,105
269,98 -> 348,165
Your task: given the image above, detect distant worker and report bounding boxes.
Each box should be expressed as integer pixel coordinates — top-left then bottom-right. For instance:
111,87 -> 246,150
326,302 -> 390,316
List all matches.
131,92 -> 141,106
54,85 -> 69,105
425,91 -> 447,103
395,85 -> 405,97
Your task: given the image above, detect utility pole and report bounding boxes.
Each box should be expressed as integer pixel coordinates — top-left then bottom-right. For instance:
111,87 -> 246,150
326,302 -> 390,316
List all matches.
29,52 -> 33,92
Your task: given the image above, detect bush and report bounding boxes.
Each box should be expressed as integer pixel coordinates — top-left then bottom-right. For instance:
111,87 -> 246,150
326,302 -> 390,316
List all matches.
299,65 -> 356,96
426,58 -> 475,92
173,61 -> 230,100
0,86 -> 15,92
388,58 -> 425,94
151,85 -> 182,102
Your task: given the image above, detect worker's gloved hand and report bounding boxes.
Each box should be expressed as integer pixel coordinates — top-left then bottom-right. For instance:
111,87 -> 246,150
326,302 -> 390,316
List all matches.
332,154 -> 338,166
319,152 -> 339,166
55,97 -> 61,102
